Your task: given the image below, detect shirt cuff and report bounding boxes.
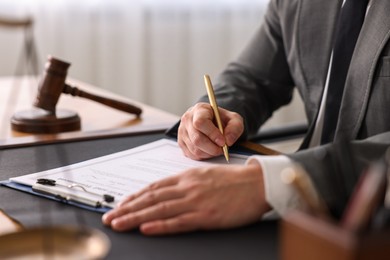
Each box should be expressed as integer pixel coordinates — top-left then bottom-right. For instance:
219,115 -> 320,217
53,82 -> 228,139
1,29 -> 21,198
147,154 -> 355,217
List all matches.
246,155 -> 307,217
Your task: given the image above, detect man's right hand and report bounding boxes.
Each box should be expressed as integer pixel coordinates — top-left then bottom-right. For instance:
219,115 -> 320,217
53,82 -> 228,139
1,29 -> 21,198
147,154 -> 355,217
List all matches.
178,102 -> 244,160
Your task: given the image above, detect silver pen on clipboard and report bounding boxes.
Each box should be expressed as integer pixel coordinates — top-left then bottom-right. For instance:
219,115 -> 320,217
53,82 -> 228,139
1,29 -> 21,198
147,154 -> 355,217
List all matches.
32,178 -> 115,208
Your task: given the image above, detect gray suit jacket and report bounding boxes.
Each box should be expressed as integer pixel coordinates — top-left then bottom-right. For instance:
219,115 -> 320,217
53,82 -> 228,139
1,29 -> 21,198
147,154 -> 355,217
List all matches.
206,0 -> 390,217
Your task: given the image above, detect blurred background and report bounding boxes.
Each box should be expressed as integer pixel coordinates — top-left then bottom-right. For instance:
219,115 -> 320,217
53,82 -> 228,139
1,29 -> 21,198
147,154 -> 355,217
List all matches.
0,0 -> 305,129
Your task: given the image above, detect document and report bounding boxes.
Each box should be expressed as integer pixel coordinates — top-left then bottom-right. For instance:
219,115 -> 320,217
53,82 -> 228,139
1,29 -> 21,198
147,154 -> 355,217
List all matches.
9,139 -> 248,210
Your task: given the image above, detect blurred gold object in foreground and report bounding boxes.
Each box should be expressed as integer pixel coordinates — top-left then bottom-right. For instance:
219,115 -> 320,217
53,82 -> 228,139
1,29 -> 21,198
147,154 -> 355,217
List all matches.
0,226 -> 110,259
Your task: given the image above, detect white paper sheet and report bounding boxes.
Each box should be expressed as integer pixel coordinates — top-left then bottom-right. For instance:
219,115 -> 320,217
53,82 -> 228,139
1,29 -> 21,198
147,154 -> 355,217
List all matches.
10,139 -> 248,208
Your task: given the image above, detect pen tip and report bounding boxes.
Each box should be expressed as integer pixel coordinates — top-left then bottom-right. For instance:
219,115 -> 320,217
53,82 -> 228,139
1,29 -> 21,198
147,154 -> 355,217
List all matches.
223,146 -> 229,163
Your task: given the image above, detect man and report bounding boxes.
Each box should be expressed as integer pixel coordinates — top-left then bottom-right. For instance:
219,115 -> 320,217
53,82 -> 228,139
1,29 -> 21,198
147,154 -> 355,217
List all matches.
103,0 -> 390,235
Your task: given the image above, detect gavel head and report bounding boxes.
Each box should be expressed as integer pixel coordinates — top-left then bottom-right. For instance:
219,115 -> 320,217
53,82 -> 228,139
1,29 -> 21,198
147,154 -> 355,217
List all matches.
34,56 -> 71,113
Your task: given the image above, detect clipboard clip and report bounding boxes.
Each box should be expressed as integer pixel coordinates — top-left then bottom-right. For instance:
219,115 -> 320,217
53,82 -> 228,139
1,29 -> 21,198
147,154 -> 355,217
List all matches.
33,178 -> 115,208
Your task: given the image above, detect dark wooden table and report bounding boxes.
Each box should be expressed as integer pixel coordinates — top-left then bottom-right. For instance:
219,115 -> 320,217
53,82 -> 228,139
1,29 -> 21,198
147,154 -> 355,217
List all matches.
0,132 -> 279,260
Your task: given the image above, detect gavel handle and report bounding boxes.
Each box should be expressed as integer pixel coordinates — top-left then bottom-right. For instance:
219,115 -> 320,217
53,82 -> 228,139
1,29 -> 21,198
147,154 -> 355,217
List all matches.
63,84 -> 142,116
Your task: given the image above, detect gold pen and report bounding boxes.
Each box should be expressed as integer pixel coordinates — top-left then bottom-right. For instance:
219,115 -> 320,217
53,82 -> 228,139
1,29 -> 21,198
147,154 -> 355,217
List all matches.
204,74 -> 230,163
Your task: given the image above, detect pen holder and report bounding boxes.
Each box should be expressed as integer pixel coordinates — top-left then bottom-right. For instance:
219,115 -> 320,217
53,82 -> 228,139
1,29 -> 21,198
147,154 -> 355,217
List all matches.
280,211 -> 390,260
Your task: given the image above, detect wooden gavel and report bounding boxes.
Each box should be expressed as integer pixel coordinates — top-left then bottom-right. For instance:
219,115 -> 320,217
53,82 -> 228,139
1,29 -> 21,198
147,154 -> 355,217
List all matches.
11,56 -> 142,134
35,56 -> 142,116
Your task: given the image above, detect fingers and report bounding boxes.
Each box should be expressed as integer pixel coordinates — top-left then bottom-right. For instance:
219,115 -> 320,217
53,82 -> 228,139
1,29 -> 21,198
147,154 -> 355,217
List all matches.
140,212 -> 202,235
118,175 -> 179,206
178,103 -> 222,160
178,103 -> 243,160
103,177 -> 181,224
121,187 -> 183,213
106,199 -> 191,232
220,109 -> 244,146
178,124 -> 221,160
192,106 -> 226,147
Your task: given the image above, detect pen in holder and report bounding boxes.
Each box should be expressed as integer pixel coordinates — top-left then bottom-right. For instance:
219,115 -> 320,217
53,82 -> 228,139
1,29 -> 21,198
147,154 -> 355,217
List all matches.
281,155 -> 390,260
11,55 -> 142,134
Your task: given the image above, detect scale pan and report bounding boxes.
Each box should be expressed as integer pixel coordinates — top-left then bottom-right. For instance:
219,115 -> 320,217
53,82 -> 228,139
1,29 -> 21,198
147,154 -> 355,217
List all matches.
0,226 -> 110,259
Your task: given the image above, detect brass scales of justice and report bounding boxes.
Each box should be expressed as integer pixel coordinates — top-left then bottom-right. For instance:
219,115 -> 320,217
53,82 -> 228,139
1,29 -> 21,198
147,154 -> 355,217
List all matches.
11,56 -> 142,134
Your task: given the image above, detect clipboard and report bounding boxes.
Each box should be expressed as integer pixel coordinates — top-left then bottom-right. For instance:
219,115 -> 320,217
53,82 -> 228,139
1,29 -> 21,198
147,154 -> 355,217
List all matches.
0,180 -> 112,213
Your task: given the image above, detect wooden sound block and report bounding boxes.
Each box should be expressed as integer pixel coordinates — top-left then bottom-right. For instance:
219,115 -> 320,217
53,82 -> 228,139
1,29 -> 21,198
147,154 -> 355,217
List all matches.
11,108 -> 81,134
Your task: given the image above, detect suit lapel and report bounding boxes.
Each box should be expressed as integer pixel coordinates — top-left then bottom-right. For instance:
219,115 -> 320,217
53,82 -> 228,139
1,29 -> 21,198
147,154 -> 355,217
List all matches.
336,0 -> 390,141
